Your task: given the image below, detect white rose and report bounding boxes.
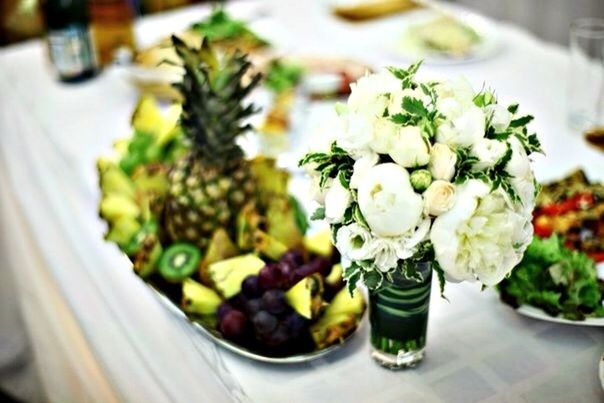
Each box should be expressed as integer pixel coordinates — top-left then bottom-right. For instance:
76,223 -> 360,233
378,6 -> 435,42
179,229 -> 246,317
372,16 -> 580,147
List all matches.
357,163 -> 423,237
486,104 -> 512,132
429,143 -> 457,181
309,176 -> 329,203
436,105 -> 485,147
430,180 -> 532,286
423,180 -> 456,216
506,136 -> 531,179
369,238 -> 404,272
371,117 -> 400,154
471,138 -> 508,170
435,76 -> 475,105
350,151 -> 379,189
368,218 -> 432,272
389,126 -> 430,168
436,97 -> 464,120
323,179 -> 351,224
336,223 -> 374,261
506,136 -> 536,213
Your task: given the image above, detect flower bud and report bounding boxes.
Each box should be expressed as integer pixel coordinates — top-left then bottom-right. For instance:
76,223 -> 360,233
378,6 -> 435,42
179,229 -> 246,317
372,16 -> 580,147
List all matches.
410,169 -> 433,192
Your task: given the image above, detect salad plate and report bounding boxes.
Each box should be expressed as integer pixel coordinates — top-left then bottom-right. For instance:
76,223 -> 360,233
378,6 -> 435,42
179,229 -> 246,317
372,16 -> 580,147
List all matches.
515,305 -> 604,327
392,8 -> 501,65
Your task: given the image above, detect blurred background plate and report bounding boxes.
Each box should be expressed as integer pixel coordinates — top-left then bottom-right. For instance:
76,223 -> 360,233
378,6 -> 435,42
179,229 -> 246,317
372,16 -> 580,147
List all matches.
392,7 -> 501,65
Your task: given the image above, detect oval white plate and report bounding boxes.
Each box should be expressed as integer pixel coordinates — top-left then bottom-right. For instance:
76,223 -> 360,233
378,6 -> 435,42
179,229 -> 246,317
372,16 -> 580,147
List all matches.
515,305 -> 604,327
392,8 -> 501,65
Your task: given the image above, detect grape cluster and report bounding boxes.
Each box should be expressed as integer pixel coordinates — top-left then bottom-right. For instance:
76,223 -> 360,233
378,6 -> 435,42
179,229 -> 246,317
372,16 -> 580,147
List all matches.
216,250 -> 331,349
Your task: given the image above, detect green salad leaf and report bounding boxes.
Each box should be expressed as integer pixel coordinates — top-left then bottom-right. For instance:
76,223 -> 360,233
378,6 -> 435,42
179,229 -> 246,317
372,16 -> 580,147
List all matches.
191,8 -> 268,46
264,60 -> 304,94
498,235 -> 604,320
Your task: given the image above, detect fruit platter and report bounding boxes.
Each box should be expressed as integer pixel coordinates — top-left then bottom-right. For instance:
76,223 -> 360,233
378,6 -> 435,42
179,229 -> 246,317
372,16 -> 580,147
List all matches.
498,170 -> 604,325
98,37 -> 365,361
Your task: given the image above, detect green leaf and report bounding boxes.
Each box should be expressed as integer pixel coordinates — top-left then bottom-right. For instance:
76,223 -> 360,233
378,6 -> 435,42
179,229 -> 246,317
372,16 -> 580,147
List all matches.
507,103 -> 519,114
363,270 -> 384,291
402,97 -> 429,118
288,195 -> 309,235
509,115 -> 534,128
432,261 -> 447,299
310,207 -> 325,220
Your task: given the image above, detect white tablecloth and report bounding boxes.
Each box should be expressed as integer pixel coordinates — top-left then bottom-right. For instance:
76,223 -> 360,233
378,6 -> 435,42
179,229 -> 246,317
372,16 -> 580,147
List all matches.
0,1 -> 602,402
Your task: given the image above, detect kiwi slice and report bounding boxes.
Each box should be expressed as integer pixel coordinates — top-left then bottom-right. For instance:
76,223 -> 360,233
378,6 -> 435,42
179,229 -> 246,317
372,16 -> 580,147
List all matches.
158,243 -> 202,282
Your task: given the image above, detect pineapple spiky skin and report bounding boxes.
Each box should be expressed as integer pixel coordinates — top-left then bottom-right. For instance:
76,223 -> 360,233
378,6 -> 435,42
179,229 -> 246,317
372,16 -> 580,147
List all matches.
162,36 -> 261,249
164,155 -> 255,248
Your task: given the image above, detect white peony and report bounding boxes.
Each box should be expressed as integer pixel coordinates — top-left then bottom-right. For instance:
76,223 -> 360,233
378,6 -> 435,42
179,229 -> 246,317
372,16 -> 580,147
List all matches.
388,126 -> 431,168
436,104 -> 486,147
423,180 -> 456,216
357,163 -> 423,237
337,113 -> 374,153
323,179 -> 351,224
350,151 -> 379,189
347,71 -> 398,114
471,138 -> 508,170
430,180 -> 533,286
336,223 -> 374,261
486,104 -> 512,132
429,143 -> 457,181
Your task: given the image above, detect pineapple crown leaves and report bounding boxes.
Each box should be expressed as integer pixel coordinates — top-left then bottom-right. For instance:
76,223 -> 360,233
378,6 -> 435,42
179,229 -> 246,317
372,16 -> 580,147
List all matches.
171,35 -> 262,169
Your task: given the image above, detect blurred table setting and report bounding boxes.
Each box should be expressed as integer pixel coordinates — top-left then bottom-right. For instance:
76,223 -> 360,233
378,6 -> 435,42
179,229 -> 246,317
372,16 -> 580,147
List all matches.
0,0 -> 603,402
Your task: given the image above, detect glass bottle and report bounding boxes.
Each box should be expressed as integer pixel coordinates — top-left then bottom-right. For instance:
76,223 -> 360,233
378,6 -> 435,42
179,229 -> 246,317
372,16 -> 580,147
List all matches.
42,0 -> 98,82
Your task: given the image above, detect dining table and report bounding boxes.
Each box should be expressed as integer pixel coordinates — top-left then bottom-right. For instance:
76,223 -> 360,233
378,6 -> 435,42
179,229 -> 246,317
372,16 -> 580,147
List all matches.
0,1 -> 603,402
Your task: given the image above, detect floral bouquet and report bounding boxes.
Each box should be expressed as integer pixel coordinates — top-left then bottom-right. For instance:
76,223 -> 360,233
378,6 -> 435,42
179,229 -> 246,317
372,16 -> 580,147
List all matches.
299,62 -> 541,368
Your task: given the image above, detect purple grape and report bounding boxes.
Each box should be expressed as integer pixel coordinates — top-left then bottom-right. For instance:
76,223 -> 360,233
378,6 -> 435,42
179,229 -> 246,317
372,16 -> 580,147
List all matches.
228,293 -> 248,310
279,261 -> 297,288
263,323 -> 290,347
217,303 -> 233,321
258,264 -> 284,290
284,312 -> 308,338
241,275 -> 262,298
281,249 -> 304,266
294,257 -> 331,281
252,311 -> 278,335
219,310 -> 247,339
262,289 -> 287,315
245,298 -> 264,316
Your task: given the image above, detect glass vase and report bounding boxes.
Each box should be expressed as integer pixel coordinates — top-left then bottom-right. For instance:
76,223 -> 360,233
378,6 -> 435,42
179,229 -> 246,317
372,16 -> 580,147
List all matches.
369,262 -> 432,369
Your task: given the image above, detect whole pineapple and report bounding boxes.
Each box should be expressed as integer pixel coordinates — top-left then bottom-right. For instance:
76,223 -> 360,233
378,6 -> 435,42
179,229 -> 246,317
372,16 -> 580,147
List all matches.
164,36 -> 261,249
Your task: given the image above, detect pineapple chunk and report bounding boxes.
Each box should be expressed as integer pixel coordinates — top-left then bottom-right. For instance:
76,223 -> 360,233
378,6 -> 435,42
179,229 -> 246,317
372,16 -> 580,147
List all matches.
182,278 -> 223,316
131,96 -> 163,135
325,263 -> 343,287
208,254 -> 265,299
253,230 -> 288,261
199,229 -> 240,285
284,274 -> 324,319
303,229 -> 333,257
98,160 -> 135,198
105,216 -> 141,247
100,194 -> 140,222
310,288 -> 365,349
265,197 -> 303,249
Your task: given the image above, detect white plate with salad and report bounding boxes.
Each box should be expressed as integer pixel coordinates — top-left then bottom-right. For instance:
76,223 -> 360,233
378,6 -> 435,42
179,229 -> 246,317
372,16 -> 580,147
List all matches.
393,7 -> 501,65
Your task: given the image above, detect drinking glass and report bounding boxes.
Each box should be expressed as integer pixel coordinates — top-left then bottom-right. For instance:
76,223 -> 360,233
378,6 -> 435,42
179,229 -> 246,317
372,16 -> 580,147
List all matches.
568,18 -> 604,132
